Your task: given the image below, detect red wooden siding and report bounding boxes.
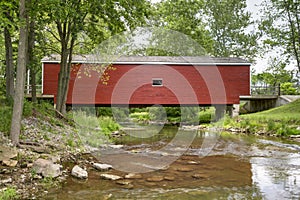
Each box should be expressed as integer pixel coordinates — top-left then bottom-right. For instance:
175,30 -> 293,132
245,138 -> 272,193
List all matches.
43,63 -> 250,106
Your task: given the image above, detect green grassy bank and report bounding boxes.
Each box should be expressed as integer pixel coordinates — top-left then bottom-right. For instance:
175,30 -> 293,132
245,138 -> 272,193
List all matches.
224,99 -> 300,136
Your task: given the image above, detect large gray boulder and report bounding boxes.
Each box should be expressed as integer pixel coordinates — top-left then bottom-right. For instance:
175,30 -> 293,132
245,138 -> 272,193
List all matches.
32,158 -> 62,178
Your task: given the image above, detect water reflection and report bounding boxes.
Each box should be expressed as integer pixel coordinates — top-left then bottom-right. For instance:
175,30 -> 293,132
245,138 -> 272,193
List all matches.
43,127 -> 300,200
251,140 -> 300,200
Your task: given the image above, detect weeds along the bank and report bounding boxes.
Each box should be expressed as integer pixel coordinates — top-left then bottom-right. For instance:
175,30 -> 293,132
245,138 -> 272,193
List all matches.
71,110 -> 121,147
0,187 -> 19,200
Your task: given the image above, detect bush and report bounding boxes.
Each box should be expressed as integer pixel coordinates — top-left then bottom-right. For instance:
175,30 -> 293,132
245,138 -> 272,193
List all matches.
96,107 -> 112,117
99,116 -> 121,135
199,107 -> 215,123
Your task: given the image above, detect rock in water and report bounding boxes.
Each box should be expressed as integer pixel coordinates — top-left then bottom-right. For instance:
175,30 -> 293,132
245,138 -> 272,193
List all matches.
100,174 -> 122,181
116,180 -> 132,185
32,158 -> 62,178
71,165 -> 88,179
146,176 -> 164,182
192,173 -> 210,179
164,176 -> 175,181
125,173 -> 142,179
93,163 -> 113,171
176,167 -> 193,172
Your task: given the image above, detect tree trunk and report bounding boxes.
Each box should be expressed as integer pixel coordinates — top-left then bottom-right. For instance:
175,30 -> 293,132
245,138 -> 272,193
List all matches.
55,23 -> 75,115
27,19 -> 37,102
4,27 -> 15,99
10,0 -> 28,145
56,48 -> 69,114
284,1 -> 300,73
293,2 -> 300,72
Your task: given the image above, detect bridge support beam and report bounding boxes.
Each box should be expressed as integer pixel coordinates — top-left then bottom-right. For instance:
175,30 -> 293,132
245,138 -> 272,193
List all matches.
214,105 -> 226,121
215,104 -> 240,120
225,104 -> 240,118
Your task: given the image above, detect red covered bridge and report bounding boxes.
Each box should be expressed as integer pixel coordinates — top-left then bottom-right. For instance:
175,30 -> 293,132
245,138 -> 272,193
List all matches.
41,55 -> 250,115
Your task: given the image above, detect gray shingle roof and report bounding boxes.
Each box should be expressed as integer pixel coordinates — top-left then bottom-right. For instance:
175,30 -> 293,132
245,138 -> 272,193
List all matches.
42,54 -> 251,65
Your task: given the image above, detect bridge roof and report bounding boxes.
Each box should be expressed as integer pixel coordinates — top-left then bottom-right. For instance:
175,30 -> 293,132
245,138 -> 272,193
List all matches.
42,54 -> 251,66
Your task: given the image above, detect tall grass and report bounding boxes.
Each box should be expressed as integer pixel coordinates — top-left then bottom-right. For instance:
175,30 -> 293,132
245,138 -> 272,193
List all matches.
99,116 -> 121,135
72,111 -> 121,147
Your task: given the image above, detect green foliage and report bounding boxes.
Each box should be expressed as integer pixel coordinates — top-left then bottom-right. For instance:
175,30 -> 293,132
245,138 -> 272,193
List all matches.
0,100 -> 12,134
96,107 -> 112,117
130,112 -> 150,123
66,137 -> 76,148
30,168 -> 37,177
130,107 -> 147,113
199,107 -> 215,123
71,111 -> 121,147
73,111 -> 99,129
41,176 -> 58,189
267,120 -> 276,132
150,0 -> 213,55
259,0 -> 300,72
130,106 -> 215,124
0,77 -> 5,96
280,82 -> 298,95
99,116 -> 121,135
72,109 -> 121,143
234,99 -> 300,136
205,0 -> 258,59
23,100 -> 33,117
251,58 -> 295,87
0,187 -> 19,200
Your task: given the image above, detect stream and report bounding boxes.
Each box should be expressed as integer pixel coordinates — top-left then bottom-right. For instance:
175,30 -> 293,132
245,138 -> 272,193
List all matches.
43,126 -> 300,200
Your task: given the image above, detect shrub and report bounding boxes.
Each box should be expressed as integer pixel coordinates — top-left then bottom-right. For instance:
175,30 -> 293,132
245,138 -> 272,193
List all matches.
99,116 -> 121,135
199,112 -> 212,123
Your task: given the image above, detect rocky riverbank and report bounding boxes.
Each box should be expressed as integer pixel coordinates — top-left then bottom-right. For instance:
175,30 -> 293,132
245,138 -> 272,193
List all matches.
0,115 -> 84,199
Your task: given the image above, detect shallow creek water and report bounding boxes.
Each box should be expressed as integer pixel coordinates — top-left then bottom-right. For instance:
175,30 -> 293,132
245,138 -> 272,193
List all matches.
44,126 -> 300,200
